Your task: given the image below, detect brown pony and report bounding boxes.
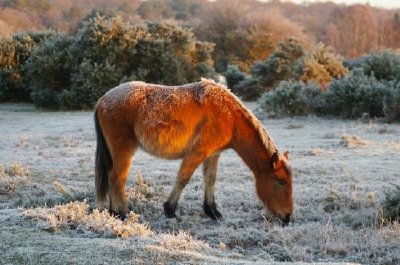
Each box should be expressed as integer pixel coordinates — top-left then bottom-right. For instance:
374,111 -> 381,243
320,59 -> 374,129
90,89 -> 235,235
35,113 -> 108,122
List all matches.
94,79 -> 293,224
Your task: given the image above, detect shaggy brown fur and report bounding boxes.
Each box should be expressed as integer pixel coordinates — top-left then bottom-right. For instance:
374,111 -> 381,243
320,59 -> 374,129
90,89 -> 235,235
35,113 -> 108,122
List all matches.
95,79 -> 293,223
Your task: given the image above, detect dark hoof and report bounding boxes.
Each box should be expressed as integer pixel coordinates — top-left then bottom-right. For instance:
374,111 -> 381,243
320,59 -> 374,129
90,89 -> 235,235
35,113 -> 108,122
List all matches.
163,202 -> 177,219
109,210 -> 126,220
203,202 -> 223,220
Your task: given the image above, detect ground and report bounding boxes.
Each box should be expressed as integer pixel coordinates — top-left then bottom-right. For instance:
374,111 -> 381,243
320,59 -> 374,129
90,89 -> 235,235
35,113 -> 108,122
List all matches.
0,103 -> 399,265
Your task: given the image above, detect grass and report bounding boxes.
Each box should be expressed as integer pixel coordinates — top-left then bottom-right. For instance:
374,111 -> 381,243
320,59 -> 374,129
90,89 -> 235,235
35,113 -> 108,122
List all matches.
382,183 -> 400,222
24,200 -> 152,238
0,163 -> 30,194
1,106 -> 400,264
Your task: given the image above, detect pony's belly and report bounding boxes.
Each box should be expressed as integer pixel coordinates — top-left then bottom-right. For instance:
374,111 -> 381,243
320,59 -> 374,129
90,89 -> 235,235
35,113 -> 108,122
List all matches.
135,121 -> 197,160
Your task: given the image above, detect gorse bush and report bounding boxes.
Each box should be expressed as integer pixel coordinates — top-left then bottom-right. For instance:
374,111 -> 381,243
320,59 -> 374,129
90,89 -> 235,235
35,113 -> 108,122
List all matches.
383,81 -> 400,122
323,69 -> 393,118
233,78 -> 262,101
25,34 -> 74,109
0,31 -> 62,102
0,14 -> 215,109
259,81 -> 321,117
300,42 -> 348,89
382,184 -> 400,222
224,64 -> 247,90
252,37 -> 304,90
232,37 -> 304,100
258,49 -> 400,122
361,49 -> 400,81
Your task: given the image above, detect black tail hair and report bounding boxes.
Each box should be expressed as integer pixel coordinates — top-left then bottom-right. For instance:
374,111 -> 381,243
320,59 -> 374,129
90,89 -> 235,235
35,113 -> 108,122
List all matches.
94,109 -> 112,204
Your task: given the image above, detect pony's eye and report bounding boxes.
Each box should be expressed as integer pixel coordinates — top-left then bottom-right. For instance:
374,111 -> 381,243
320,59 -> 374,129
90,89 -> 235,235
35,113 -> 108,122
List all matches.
275,180 -> 286,187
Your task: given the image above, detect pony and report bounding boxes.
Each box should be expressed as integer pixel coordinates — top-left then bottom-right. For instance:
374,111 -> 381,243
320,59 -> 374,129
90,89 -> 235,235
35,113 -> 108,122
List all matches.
94,79 -> 293,224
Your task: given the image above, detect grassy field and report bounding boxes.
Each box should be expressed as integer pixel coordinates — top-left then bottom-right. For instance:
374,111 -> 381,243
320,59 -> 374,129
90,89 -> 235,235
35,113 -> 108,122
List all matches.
0,103 -> 399,264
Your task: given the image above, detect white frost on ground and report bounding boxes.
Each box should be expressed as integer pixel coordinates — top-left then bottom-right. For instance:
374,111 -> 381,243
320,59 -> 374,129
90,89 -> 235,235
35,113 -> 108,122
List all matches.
0,103 -> 399,264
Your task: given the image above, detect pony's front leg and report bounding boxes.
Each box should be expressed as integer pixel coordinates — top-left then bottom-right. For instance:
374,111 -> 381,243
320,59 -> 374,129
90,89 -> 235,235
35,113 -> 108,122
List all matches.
202,153 -> 223,220
164,151 -> 208,218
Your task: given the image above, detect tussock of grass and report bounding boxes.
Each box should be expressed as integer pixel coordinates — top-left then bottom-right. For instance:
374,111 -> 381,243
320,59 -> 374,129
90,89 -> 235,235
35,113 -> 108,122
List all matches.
0,163 -> 30,194
52,181 -> 71,198
24,200 -> 152,238
127,172 -> 153,202
304,147 -> 324,156
383,184 -> 400,222
159,230 -> 210,252
340,134 -> 370,147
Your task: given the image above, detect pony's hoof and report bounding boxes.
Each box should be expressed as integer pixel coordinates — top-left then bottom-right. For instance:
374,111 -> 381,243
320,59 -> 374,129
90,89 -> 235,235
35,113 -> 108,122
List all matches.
163,202 -> 177,218
203,202 -> 223,220
109,210 -> 126,220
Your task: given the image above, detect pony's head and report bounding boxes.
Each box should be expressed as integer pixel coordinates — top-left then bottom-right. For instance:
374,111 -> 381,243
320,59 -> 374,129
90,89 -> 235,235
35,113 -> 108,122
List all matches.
256,151 -> 293,225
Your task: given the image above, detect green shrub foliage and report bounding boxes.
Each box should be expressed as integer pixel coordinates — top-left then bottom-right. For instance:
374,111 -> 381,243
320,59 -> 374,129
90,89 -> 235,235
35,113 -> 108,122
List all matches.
259,81 -> 321,117
232,38 -> 304,101
233,78 -> 263,101
224,64 -> 247,89
252,37 -> 304,90
383,184 -> 400,222
0,31 -> 62,102
361,50 -> 400,82
323,69 -> 393,118
1,15 -> 215,109
300,43 -> 348,88
24,34 -> 74,108
258,49 -> 400,121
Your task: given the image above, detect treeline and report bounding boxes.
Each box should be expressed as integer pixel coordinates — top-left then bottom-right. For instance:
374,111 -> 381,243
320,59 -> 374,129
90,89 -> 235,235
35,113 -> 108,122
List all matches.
1,0 -> 400,67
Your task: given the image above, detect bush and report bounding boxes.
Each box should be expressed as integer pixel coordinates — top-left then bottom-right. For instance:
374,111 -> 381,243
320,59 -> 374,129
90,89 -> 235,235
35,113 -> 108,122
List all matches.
383,81 -> 400,122
323,69 -> 393,118
233,78 -> 263,101
224,65 -> 247,89
23,34 -> 74,108
258,81 -> 321,117
20,15 -> 215,109
300,43 -> 348,89
382,184 -> 400,222
232,38 -> 304,101
0,31 -> 61,102
362,49 -> 400,81
252,37 -> 304,90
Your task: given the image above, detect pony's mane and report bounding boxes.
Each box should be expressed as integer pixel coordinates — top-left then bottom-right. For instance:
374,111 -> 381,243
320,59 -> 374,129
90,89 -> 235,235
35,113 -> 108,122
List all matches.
200,79 -> 279,156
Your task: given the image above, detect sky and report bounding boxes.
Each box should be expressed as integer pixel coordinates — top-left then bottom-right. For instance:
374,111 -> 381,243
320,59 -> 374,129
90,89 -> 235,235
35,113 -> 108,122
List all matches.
282,0 -> 400,9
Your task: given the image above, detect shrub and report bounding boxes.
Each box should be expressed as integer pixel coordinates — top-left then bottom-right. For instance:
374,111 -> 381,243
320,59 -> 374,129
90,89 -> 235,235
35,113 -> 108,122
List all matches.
300,43 -> 348,89
24,33 -> 74,108
383,81 -> 400,122
361,49 -> 400,81
233,77 -> 263,101
21,15 -> 215,109
258,81 -> 321,117
252,37 -> 304,90
0,31 -> 61,102
382,184 -> 400,222
232,38 -> 304,101
224,64 -> 247,89
323,69 -> 393,118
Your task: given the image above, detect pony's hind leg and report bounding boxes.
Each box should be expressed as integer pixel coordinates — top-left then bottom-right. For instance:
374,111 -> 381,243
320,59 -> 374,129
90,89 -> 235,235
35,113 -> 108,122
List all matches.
163,150 -> 210,218
202,153 -> 222,220
108,138 -> 137,218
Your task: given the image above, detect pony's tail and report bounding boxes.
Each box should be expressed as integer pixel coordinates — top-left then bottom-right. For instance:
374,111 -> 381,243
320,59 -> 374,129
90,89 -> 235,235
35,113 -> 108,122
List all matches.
94,108 -> 112,206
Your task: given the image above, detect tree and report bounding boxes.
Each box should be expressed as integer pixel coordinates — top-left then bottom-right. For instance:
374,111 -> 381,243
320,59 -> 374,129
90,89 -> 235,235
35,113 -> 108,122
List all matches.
194,0 -> 310,73
325,5 -> 378,57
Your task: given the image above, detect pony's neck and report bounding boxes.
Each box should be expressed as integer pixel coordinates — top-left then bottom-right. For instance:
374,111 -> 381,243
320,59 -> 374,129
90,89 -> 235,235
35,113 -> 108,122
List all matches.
232,109 -> 278,175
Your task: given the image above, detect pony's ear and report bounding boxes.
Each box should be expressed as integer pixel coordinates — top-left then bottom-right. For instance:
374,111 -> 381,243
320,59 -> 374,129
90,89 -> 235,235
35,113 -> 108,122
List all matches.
283,151 -> 289,161
271,152 -> 282,170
